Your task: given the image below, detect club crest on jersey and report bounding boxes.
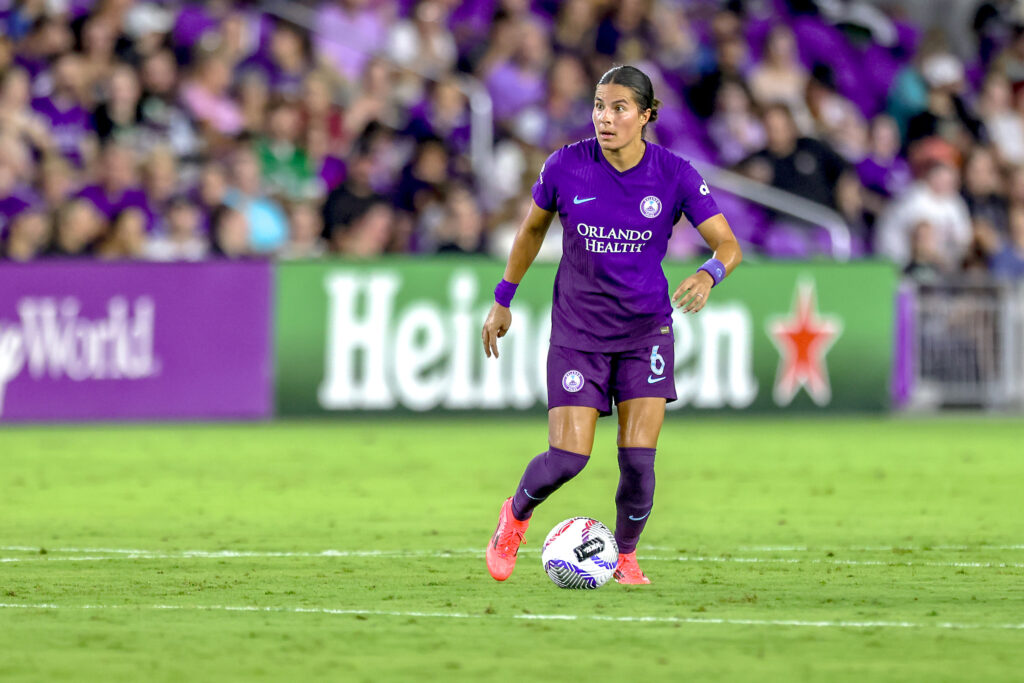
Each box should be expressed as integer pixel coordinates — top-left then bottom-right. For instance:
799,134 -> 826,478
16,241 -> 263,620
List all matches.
562,370 -> 584,393
640,195 -> 662,218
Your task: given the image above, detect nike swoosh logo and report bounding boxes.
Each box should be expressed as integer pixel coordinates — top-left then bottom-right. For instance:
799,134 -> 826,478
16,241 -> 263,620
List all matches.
628,511 -> 651,521
647,376 -> 667,384
573,195 -> 596,204
523,488 -> 546,501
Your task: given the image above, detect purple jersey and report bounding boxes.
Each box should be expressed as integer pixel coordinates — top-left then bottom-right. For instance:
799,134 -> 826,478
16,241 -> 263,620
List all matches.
532,137 -> 720,352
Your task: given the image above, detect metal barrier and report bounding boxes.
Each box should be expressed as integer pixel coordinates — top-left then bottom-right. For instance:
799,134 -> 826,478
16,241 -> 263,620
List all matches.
907,281 -> 1024,409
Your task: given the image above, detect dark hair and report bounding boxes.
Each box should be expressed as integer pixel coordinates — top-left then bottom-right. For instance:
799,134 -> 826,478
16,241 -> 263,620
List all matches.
597,65 -> 661,137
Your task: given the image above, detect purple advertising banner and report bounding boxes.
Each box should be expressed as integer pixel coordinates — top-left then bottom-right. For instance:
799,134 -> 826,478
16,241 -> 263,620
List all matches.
0,261 -> 272,422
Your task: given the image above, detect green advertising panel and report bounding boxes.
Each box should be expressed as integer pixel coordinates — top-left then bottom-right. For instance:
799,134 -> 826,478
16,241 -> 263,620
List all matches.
275,259 -> 896,415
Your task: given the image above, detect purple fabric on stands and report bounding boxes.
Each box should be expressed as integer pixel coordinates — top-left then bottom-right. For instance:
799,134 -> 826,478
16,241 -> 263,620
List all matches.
76,185 -> 154,230
31,97 -> 92,167
173,5 -> 220,48
0,189 -> 40,240
856,156 -> 911,198
313,3 -> 389,82
486,61 -> 546,120
319,156 -> 347,192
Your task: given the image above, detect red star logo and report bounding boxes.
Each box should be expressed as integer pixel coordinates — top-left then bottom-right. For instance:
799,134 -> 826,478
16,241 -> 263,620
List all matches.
767,279 -> 843,406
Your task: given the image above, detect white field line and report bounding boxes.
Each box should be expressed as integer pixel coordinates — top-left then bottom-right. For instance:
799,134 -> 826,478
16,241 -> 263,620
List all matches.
0,602 -> 1021,631
5,543 -> 1024,556
732,545 -> 1024,552
1,548 -> 1022,569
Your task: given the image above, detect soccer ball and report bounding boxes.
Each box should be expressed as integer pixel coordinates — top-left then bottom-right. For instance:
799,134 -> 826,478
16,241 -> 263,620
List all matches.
541,517 -> 619,589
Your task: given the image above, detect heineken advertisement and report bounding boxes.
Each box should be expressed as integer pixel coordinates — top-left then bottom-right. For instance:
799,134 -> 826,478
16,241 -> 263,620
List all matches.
276,260 -> 897,414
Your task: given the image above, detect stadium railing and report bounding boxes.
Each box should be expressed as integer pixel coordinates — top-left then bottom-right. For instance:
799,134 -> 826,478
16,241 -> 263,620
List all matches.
903,280 -> 1024,410
692,161 -> 854,261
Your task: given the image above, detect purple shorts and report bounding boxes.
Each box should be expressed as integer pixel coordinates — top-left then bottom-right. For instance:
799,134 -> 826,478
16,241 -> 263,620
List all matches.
547,342 -> 677,416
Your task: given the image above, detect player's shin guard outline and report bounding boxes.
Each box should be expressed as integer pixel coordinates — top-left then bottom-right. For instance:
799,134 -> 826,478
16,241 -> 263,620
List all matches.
614,447 -> 656,553
511,446 -> 589,520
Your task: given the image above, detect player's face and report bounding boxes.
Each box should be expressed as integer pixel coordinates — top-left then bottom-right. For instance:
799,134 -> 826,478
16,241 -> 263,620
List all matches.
593,84 -> 650,151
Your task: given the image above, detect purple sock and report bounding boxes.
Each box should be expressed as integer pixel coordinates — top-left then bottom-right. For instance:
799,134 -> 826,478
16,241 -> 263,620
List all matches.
510,446 -> 589,521
614,447 -> 656,553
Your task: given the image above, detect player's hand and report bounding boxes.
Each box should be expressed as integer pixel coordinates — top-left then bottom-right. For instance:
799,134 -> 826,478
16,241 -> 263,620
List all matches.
481,303 -> 512,358
673,270 -> 713,313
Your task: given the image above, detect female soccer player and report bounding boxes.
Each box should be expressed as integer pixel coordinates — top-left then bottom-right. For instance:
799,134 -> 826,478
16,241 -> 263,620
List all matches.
481,65 -> 742,584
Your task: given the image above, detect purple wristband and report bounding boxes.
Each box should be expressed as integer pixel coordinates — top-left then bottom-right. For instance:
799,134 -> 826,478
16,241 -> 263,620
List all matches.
698,258 -> 726,287
494,279 -> 518,307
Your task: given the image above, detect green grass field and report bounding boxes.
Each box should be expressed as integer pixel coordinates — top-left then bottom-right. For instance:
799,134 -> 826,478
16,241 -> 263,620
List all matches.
1,417 -> 1022,682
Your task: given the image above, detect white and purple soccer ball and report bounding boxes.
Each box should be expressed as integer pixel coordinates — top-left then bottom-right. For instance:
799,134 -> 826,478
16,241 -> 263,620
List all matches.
541,517 -> 619,589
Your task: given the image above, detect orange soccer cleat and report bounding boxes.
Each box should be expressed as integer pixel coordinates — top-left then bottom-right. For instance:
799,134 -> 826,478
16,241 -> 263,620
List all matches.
486,497 -> 530,581
614,551 -> 651,585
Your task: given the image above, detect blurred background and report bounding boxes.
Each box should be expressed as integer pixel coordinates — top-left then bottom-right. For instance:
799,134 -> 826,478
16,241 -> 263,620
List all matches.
1,0 -> 1022,418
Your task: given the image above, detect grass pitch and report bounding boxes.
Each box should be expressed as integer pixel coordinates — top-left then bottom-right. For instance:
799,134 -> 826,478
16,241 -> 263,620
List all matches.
1,416 -> 1022,682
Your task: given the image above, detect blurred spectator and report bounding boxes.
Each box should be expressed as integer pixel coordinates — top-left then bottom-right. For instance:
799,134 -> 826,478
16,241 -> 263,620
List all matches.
856,115 -> 912,200
139,49 -> 201,160
406,76 -> 471,154
32,52 -> 96,167
876,160 -> 972,269
435,184 -> 486,254
256,100 -> 318,201
37,155 -> 78,213
344,58 -> 403,138
314,0 -> 394,84
961,146 -> 1009,236
484,17 -> 551,125
242,18 -> 312,100
224,146 -> 289,253
79,14 -> 121,100
93,62 -> 145,149
806,64 -> 864,159
280,201 -> 328,259
903,220 -> 949,283
143,146 -> 183,220
77,143 -> 152,228
144,196 -> 209,261
238,69 -> 271,136
209,204 -> 251,259
989,205 -> 1024,278
97,207 -> 147,260
196,160 -> 231,230
387,1 -> 457,81
0,66 -> 51,154
976,74 -> 1024,167
708,80 -> 765,166
515,53 -> 591,149
301,70 -> 348,157
49,199 -> 105,257
553,0 -> 599,56
905,53 -> 983,154
322,145 -> 385,246
2,207 -> 50,262
748,25 -> 812,134
331,200 -> 394,257
687,34 -> 749,120
181,51 -> 244,138
742,105 -> 855,212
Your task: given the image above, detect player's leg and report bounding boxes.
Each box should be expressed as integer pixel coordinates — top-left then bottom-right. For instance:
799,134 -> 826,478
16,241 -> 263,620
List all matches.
609,342 -> 676,584
611,397 -> 664,584
486,345 -> 610,581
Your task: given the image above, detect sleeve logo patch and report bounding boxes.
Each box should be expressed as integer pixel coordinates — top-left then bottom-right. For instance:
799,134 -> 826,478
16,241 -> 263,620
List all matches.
639,195 -> 662,218
699,182 -> 710,196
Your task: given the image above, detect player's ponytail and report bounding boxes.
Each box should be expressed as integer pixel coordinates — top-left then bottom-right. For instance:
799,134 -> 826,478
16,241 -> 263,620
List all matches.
597,65 -> 659,138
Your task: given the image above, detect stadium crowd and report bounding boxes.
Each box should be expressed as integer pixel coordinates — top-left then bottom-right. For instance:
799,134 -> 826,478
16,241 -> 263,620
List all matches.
1,0 -> 1024,280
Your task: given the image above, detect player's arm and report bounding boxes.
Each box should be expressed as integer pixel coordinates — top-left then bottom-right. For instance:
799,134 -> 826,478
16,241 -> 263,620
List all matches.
672,213 -> 742,313
482,201 -> 555,358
